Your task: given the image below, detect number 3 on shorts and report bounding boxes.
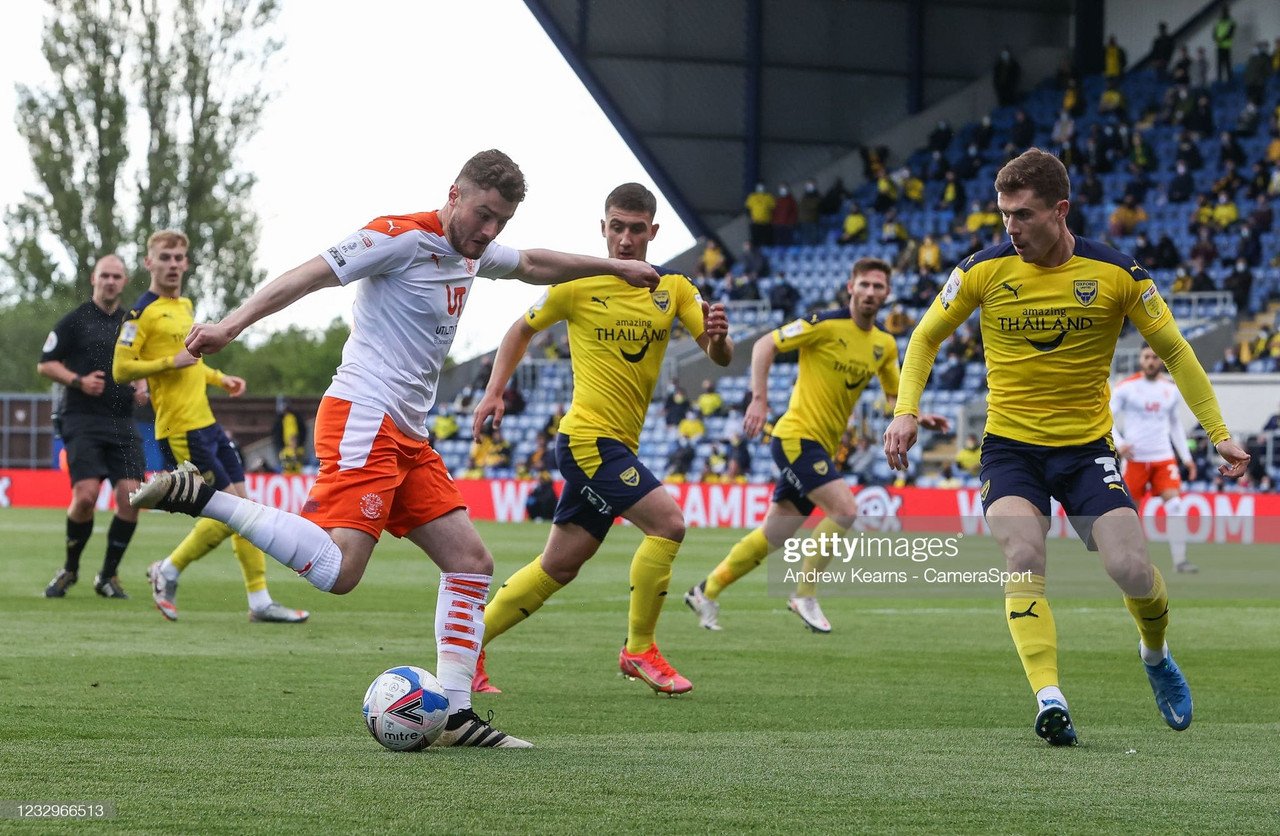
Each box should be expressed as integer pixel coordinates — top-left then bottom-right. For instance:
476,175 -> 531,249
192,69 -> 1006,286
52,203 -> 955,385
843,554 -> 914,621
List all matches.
1095,455 -> 1123,485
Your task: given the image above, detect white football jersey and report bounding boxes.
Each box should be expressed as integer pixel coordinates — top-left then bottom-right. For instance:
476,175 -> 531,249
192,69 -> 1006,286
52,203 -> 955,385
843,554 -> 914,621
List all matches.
1109,373 -> 1192,463
319,212 -> 519,439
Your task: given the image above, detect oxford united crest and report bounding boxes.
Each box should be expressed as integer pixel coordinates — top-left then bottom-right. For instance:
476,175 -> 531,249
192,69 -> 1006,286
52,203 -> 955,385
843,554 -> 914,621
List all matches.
620,466 -> 641,487
1073,279 -> 1098,307
651,290 -> 670,313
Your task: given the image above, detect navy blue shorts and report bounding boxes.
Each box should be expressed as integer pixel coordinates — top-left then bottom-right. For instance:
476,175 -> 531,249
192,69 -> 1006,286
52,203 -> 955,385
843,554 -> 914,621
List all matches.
554,434 -> 662,541
979,432 -> 1136,550
770,436 -> 843,517
159,423 -> 245,490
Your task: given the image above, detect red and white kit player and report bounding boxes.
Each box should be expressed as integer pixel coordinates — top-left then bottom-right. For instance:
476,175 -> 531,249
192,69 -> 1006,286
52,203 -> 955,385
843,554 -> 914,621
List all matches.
1110,345 -> 1198,573
131,150 -> 661,748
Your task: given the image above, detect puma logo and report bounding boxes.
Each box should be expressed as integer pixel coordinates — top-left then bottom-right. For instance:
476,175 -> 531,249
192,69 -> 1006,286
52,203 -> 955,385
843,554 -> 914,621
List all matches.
1001,281 -> 1022,299
591,296 -> 610,309
1009,601 -> 1039,619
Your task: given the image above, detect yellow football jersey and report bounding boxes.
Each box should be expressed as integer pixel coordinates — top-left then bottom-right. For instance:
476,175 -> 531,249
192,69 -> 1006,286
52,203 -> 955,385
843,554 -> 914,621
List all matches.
525,273 -> 705,451
771,310 -> 900,455
114,292 -> 226,438
924,238 -> 1173,446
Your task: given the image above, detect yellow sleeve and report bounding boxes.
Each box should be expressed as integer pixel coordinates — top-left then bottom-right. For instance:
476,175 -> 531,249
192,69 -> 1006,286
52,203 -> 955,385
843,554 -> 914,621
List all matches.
112,315 -> 172,383
894,267 -> 977,416
675,277 -> 706,339
203,363 -> 225,387
524,283 -> 572,331
1144,319 -> 1230,444
877,336 -> 900,399
772,316 -> 821,351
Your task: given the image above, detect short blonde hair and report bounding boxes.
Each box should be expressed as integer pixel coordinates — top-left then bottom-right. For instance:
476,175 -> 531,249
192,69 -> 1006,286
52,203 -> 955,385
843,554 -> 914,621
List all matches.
147,229 -> 189,253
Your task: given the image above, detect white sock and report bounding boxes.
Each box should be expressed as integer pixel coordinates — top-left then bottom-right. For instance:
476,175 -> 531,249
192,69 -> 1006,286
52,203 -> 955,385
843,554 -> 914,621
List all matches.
202,491 -> 342,593
435,573 -> 491,714
160,557 -> 181,582
247,589 -> 273,611
1036,685 -> 1068,711
1164,495 -> 1188,565
1141,641 -> 1168,667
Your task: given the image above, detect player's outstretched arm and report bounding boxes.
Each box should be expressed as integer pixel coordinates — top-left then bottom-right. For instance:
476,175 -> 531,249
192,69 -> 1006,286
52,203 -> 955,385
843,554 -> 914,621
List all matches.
471,318 -> 538,439
695,301 -> 733,366
884,306 -> 960,470
506,250 -> 659,289
187,257 -> 340,357
743,335 -> 777,438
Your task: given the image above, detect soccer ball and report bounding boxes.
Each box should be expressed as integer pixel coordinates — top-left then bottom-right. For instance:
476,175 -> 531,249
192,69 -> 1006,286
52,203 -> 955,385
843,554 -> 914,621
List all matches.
362,665 -> 450,751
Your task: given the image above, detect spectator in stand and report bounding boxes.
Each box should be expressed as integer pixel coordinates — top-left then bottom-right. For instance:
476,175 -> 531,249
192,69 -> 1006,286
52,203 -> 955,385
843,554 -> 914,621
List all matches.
663,385 -> 688,427
1154,234 -> 1182,269
900,167 -> 926,205
1151,22 -> 1175,80
1227,225 -> 1262,268
974,115 -> 995,150
926,150 -> 950,183
873,168 -> 899,212
745,182 -> 775,247
431,410 -> 459,441
860,145 -> 892,180
725,433 -> 752,483
525,470 -> 557,521
485,428 -> 514,473
909,273 -> 939,308
1224,258 -> 1254,314
1134,232 -> 1157,267
772,183 -> 798,246
1098,79 -> 1128,119
1061,78 -> 1085,119
937,169 -> 967,216
1214,160 -> 1244,196
1103,35 -> 1127,80
768,274 -> 801,320
880,208 -> 910,251
797,180 -> 821,245
956,142 -> 984,179
1250,326 -> 1277,363
1193,46 -> 1209,89
1173,130 -> 1203,170
1123,162 -> 1153,204
1171,45 -> 1192,86
1189,193 -> 1214,233
1130,132 -> 1157,172
1268,127 -> 1280,165
1234,101 -> 1261,138
894,238 -> 921,275
271,401 -> 308,474
1171,266 -> 1193,294
1189,227 -> 1219,266
1213,4 -> 1236,84
918,234 -> 942,275
936,462 -> 963,489
884,303 -> 914,338
1212,190 -> 1240,230
936,347 -> 966,391
697,379 -> 724,418
1051,109 -> 1076,150
1010,109 -> 1035,150
838,202 -> 869,244
846,436 -> 879,485
1188,260 -> 1217,293
928,120 -> 954,154
700,238 -> 729,279
1109,193 -> 1149,236
955,433 -> 982,476
678,409 -> 706,442
1167,161 -> 1195,203
665,439 -> 695,483
993,48 -> 1021,106
521,433 -> 555,477
1219,131 -> 1247,168
817,177 -> 849,220
542,402 -> 564,439
1248,194 -> 1273,232
1213,346 -> 1245,373
738,240 -> 770,281
1077,166 -> 1104,206
501,381 -> 526,417
1184,95 -> 1214,137
965,200 -> 1000,235
1246,161 -> 1270,201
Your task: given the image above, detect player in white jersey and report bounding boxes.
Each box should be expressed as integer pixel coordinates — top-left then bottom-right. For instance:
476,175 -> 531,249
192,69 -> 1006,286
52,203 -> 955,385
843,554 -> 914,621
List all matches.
1110,344 -> 1198,573
130,150 -> 661,748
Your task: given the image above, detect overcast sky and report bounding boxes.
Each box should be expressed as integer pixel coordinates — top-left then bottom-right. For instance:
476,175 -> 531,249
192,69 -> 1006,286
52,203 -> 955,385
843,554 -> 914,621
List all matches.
0,1 -> 695,359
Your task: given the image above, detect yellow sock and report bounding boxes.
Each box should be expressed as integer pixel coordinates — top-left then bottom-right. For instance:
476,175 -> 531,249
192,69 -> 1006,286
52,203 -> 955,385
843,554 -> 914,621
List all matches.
168,518 -> 232,571
705,528 -> 771,599
1124,566 -> 1168,654
626,536 -> 680,654
794,517 -> 846,597
1005,574 -> 1058,693
232,535 -> 268,594
483,555 -> 564,647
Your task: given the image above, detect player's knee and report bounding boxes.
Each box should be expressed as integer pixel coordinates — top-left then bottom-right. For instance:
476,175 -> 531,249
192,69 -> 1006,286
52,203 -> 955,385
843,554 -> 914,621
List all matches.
1002,539 -> 1045,571
452,543 -> 494,576
1105,552 -> 1152,593
70,486 -> 98,514
652,511 -> 686,543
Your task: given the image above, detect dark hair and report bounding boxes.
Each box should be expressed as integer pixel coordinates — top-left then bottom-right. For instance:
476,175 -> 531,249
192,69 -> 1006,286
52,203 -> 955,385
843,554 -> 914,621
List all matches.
851,257 -> 892,279
457,149 -> 527,204
995,147 -> 1070,206
605,183 -> 657,218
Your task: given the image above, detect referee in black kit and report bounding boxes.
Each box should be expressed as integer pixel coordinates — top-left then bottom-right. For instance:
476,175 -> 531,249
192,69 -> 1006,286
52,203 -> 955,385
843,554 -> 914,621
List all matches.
38,255 -> 148,599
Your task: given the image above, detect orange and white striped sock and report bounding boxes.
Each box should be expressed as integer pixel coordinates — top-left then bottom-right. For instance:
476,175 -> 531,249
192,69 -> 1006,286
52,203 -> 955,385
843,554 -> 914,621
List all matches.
436,573 -> 491,713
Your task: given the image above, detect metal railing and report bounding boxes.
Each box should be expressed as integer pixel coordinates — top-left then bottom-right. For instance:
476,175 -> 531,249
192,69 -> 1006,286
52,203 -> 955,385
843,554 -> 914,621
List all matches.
0,393 -> 57,468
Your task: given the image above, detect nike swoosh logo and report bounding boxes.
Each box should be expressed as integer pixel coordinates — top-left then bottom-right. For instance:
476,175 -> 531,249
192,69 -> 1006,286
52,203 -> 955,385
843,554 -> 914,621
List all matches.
621,339 -> 651,363
1166,702 -> 1186,725
1142,605 -> 1169,621
1026,331 -> 1067,352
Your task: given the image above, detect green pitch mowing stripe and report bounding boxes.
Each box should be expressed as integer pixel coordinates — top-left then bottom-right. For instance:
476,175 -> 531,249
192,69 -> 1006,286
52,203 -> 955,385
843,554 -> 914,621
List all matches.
0,509 -> 1276,832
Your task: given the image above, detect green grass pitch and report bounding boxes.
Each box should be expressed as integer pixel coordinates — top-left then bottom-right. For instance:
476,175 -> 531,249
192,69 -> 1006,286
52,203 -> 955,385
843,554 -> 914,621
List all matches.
1,508 -> 1277,833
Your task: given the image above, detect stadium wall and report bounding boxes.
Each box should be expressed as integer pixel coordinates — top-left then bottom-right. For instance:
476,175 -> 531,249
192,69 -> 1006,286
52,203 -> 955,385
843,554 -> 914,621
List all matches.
2,471 -> 1274,545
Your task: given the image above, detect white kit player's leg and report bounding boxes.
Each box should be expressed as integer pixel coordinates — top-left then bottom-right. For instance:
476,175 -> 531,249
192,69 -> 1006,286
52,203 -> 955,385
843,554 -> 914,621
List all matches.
1162,494 -> 1196,572
201,490 -> 342,591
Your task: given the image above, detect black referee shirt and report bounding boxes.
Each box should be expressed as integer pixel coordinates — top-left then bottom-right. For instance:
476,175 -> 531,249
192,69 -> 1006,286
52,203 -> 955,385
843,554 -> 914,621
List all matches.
40,300 -> 137,418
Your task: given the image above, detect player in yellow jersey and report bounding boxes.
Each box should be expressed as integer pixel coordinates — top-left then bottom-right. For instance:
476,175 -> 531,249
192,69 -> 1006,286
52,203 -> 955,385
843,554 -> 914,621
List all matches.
470,183 -> 732,695
114,230 -> 309,624
882,149 -> 1251,745
684,258 -> 948,633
